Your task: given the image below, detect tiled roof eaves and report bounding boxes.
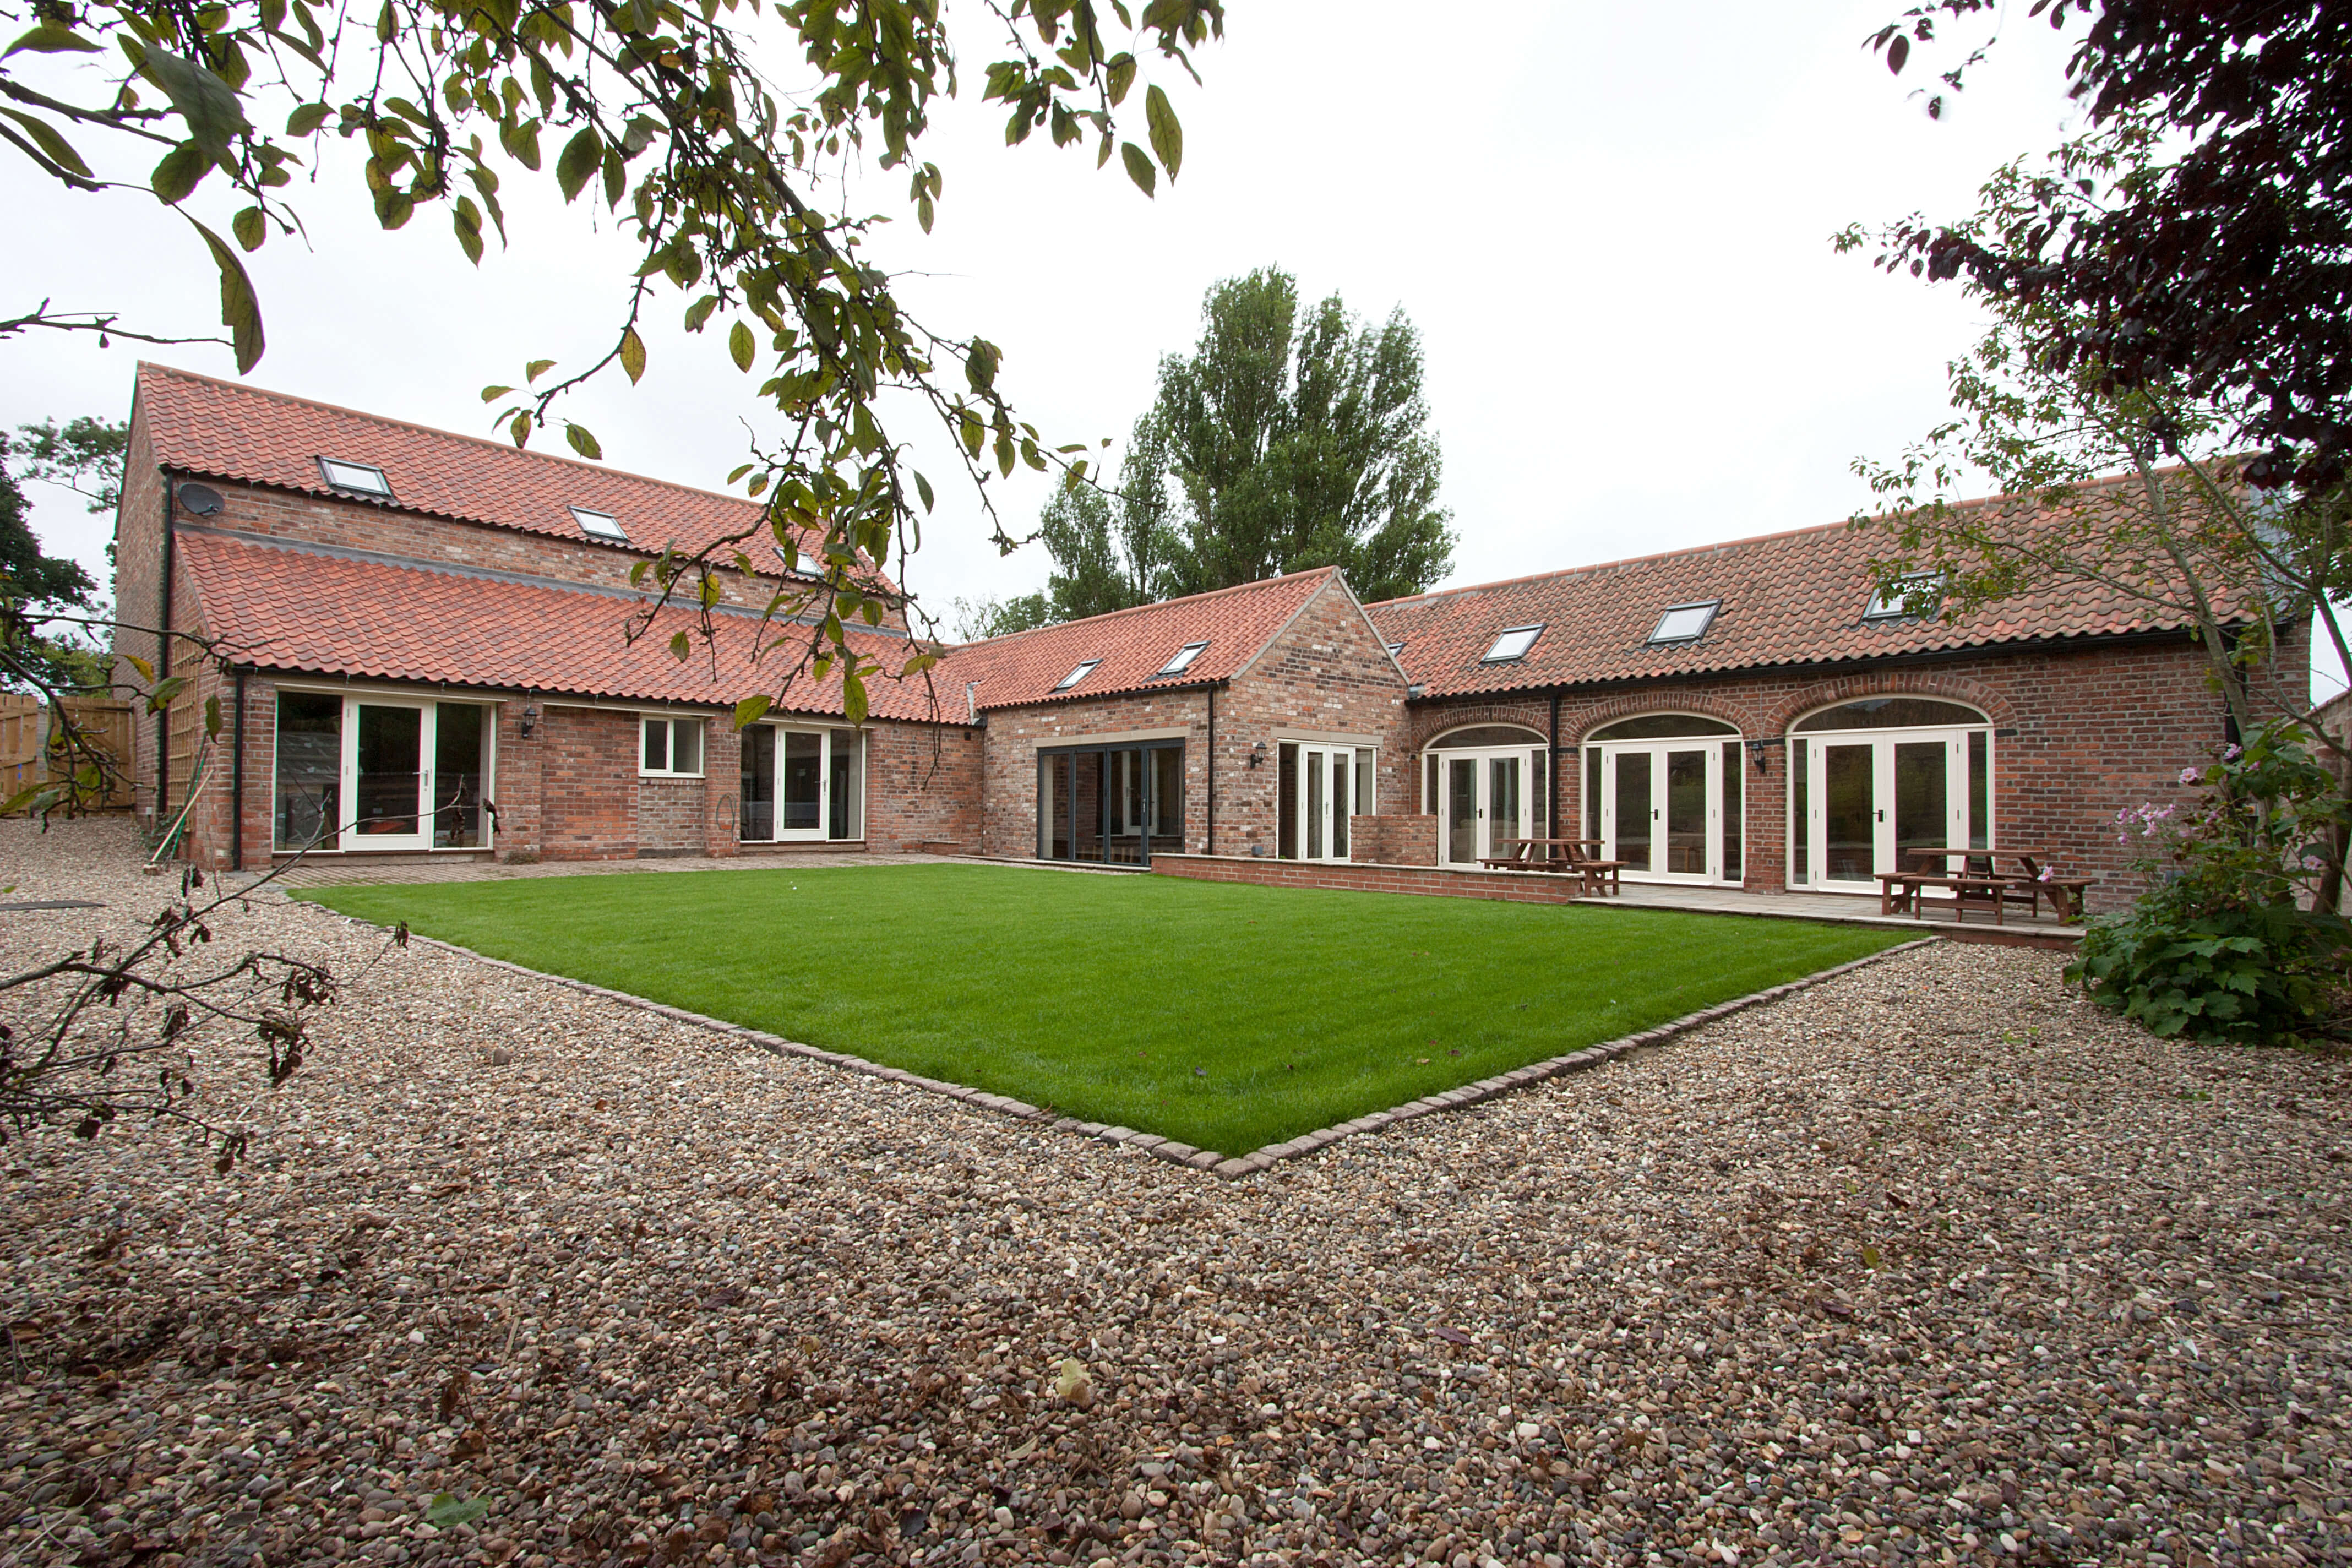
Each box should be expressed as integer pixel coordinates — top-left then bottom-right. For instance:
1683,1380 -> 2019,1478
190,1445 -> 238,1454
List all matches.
177,524 -> 911,638
1399,622 -> 2214,701
973,676 -> 1224,713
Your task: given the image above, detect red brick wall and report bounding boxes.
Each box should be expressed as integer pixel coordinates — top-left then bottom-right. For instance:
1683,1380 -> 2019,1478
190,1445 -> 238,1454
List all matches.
1352,813 -> 1437,865
540,706 -> 639,859
1399,631 -> 2300,912
865,723 -> 984,851
976,576 -> 1412,859
636,775 -> 706,854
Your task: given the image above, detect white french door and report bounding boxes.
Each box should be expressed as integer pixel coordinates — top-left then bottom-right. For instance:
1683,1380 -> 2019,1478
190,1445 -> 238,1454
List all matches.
1599,742 -> 1722,884
741,725 -> 864,842
1436,748 -> 1531,866
342,699 -> 430,850
1281,742 -> 1370,863
1795,728 -> 1988,891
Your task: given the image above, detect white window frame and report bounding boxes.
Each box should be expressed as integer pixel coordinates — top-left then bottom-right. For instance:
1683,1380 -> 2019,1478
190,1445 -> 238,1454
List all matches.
1480,624 -> 1544,663
571,505 -> 629,542
640,715 -> 706,778
1053,658 -> 1102,692
268,689 -> 497,854
317,458 -> 392,497
1155,641 -> 1208,677
1647,601 -> 1721,644
1863,574 -> 1945,620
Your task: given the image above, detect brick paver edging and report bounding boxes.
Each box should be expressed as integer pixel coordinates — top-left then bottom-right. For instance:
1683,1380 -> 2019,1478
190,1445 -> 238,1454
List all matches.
361,918 -> 1936,1180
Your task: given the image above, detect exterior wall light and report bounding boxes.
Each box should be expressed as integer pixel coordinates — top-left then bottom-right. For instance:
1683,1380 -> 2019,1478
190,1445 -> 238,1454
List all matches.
1746,737 -> 1773,774
1248,740 -> 1267,769
518,701 -> 541,739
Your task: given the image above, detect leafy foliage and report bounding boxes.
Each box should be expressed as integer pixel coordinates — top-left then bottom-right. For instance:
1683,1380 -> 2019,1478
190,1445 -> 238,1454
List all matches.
14,416 -> 130,515
948,590 -> 1052,642
1,0 -> 1221,722
1865,1 -> 2352,492
2069,727 -> 2352,1046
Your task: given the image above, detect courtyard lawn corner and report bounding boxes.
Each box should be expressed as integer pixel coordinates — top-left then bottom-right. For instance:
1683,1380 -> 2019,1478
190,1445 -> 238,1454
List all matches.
298,864 -> 1909,1153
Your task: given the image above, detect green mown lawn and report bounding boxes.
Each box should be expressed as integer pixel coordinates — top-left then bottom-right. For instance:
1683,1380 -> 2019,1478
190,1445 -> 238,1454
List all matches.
300,865 -> 1905,1154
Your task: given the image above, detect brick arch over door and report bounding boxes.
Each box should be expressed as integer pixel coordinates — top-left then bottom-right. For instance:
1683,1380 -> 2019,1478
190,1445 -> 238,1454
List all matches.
1763,669 -> 2016,737
1571,694 -> 1749,740
1404,703 -> 1551,755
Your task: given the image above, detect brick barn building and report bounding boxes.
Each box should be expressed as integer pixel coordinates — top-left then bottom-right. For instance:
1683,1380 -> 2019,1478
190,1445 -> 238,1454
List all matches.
112,365 -> 2298,911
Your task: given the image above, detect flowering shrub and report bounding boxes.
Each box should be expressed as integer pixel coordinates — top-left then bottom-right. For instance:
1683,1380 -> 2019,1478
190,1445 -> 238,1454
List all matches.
2069,726 -> 2352,1045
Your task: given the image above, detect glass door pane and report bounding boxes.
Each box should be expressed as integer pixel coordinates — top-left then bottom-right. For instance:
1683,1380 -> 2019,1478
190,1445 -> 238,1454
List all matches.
1330,750 -> 1350,860
274,693 -> 340,851
1149,746 -> 1184,859
827,729 -> 862,840
1305,750 -> 1326,859
1721,741 -> 1743,882
1447,757 -> 1478,864
352,704 -> 423,843
1488,755 -> 1521,862
1968,731 -> 1989,850
741,726 -> 775,841
1893,739 -> 1949,870
1665,748 -> 1707,877
1278,744 -> 1299,859
1613,750 -> 1652,872
782,731 -> 822,832
1823,742 -> 1875,884
432,703 -> 488,848
1072,753 -> 1105,862
1108,748 -> 1146,864
1041,754 -> 1071,859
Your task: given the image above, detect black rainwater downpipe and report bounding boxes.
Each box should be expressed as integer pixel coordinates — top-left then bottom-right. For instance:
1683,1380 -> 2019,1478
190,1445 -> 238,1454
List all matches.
1548,691 -> 1561,836
156,474 -> 177,818
1205,685 -> 1216,856
231,666 -> 248,870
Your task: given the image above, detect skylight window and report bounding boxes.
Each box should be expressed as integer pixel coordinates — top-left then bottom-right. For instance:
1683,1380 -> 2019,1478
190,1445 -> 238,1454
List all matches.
317,458 -> 391,497
570,505 -> 628,542
1385,641 -> 1406,658
1052,658 -> 1101,692
1863,574 -> 1942,620
1647,601 -> 1720,644
1480,624 -> 1544,663
1155,641 -> 1208,677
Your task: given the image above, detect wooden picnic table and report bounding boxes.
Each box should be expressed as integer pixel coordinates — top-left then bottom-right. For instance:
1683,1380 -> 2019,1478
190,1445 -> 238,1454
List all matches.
1485,838 -> 1624,896
1879,846 -> 2092,923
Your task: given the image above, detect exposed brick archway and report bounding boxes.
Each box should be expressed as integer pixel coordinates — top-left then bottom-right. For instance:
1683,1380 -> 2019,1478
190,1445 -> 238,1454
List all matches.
1763,669 -> 2016,736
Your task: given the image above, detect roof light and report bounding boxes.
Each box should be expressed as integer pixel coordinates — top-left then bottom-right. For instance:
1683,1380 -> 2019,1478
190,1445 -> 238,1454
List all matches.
1863,574 -> 1942,620
1480,624 -> 1544,663
1052,658 -> 1101,692
318,458 -> 391,497
1385,640 -> 1406,658
1155,640 -> 1208,677
1647,601 -> 1720,644
571,505 -> 628,542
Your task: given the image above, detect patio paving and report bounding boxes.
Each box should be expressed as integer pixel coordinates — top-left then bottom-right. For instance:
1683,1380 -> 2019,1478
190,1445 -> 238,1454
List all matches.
1575,880 -> 2085,943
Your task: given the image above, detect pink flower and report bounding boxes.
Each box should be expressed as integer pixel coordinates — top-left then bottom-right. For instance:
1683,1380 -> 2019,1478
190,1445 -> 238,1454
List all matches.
2224,744 -> 2243,761
2037,867 -> 2054,882
2180,766 -> 2201,785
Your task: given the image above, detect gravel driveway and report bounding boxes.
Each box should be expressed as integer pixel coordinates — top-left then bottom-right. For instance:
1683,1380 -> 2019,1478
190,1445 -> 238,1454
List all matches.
1,820 -> 2346,1568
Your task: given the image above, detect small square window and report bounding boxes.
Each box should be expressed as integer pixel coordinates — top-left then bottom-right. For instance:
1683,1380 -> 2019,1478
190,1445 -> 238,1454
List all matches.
1864,574 -> 1942,620
641,716 -> 704,777
1155,641 -> 1208,677
1481,625 -> 1544,663
318,458 -> 391,497
1053,658 -> 1101,692
571,506 -> 628,542
1647,602 -> 1720,644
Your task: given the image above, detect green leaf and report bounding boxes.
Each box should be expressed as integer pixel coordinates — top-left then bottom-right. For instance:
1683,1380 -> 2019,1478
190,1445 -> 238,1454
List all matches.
453,196 -> 484,265
525,358 -> 556,383
564,422 -> 601,460
964,339 -> 1000,393
1144,84 -> 1181,180
424,1495 -> 489,1529
556,126 -> 601,203
1,109 -> 91,177
728,319 -> 755,373
1119,140 -> 1155,197
667,630 -> 690,661
619,328 -> 646,384
4,20 -> 101,56
187,215 -> 265,372
139,50 -> 251,164
508,410 -> 533,448
913,471 -> 934,513
285,101 -> 332,135
124,652 -> 155,683
150,140 -> 210,205
145,675 -> 188,713
732,694 -> 772,730
231,204 -> 265,252
479,384 -> 514,403
1104,52 -> 1136,106
204,695 -> 222,738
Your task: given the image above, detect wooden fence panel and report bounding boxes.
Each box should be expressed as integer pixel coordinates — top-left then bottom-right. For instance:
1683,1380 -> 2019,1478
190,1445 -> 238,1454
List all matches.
0,694 -> 136,809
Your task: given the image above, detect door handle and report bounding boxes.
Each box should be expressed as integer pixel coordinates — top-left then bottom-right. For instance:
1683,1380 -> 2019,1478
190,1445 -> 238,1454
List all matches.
1877,809 -> 1885,823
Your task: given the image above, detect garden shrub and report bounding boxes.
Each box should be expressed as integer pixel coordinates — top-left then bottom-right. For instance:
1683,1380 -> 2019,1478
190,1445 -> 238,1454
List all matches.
2069,724 -> 2352,1045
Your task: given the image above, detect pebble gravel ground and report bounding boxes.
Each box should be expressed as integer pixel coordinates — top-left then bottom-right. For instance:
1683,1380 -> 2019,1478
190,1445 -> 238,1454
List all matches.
1,819 -> 2348,1568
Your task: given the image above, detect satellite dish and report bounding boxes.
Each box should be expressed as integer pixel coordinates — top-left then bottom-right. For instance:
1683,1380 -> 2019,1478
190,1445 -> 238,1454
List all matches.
177,483 -> 225,518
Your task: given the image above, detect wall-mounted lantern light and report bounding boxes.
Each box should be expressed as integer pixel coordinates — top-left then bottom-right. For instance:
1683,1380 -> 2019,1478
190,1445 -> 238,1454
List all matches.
518,701 -> 541,739
1746,737 -> 1773,774
1248,740 -> 1267,769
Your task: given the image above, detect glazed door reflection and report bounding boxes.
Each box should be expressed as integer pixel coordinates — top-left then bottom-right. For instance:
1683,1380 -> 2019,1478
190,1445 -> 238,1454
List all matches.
345,702 -> 427,850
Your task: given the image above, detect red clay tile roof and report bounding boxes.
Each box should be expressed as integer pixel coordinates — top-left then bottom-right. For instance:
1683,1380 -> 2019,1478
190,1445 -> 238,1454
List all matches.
135,361 -> 892,591
940,569 -> 1339,710
1368,477 -> 2242,698
177,530 -> 950,723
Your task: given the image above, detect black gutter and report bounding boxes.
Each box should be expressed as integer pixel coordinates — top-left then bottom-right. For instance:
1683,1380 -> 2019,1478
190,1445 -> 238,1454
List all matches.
231,666 -> 248,870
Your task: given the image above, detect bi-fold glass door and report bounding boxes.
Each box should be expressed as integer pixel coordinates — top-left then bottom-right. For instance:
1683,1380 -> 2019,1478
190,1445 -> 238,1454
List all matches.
1038,743 -> 1184,865
1277,742 -> 1374,862
1794,729 -> 1989,891
271,693 -> 493,853
739,725 -> 864,842
1433,748 -> 1536,866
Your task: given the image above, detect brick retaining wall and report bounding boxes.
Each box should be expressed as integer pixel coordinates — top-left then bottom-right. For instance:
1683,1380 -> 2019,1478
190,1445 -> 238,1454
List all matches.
1150,853 -> 1577,903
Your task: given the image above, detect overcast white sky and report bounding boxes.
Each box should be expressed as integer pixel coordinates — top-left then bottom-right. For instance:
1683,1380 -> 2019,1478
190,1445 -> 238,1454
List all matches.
7,1 -> 2330,694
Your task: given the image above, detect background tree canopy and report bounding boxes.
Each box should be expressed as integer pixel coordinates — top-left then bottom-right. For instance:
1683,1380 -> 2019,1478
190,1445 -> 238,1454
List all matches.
983,265 -> 1453,634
